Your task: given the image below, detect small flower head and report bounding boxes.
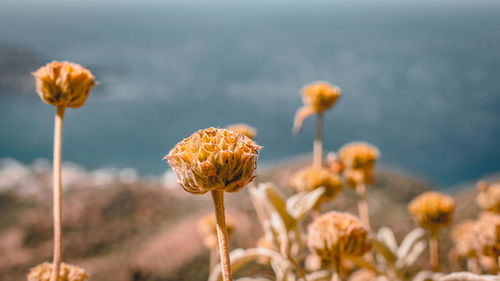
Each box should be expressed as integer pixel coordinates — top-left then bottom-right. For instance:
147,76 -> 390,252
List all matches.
408,191 -> 455,233
290,166 -> 343,203
293,81 -> 340,133
450,220 -> 477,258
474,212 -> 500,257
164,128 -> 261,194
197,214 -> 234,249
338,142 -> 380,187
32,61 -> 96,108
227,123 -> 257,140
27,262 -> 89,281
302,81 -> 341,114
307,211 -> 370,260
476,181 -> 500,213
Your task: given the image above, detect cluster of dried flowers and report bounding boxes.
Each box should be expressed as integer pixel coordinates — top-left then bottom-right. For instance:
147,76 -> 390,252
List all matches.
29,61 -> 499,281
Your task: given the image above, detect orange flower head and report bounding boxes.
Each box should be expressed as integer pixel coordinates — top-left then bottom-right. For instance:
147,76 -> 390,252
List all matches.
227,123 -> 257,140
475,212 -> 500,257
164,128 -> 261,194
290,166 -> 343,203
408,191 -> 455,233
32,61 -> 96,108
302,81 -> 341,114
476,181 -> 500,213
307,211 -> 370,260
338,142 -> 380,187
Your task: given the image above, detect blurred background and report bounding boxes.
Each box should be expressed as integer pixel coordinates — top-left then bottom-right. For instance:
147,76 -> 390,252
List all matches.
1,0 -> 499,186
1,0 -> 500,280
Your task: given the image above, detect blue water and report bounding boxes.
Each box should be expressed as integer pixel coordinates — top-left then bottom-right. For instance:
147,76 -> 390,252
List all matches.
1,0 -> 499,186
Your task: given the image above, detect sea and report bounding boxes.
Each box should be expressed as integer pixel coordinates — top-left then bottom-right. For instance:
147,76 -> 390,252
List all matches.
0,0 -> 499,187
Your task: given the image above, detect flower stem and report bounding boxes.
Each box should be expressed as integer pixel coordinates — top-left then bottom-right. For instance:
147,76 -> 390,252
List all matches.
355,182 -> 371,230
331,255 -> 341,281
211,190 -> 233,281
429,231 -> 440,272
50,106 -> 65,281
313,113 -> 323,169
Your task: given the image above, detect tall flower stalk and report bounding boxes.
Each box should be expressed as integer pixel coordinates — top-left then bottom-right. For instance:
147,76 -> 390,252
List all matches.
31,61 -> 96,281
408,191 -> 455,272
164,128 -> 261,281
338,142 -> 379,230
293,81 -> 340,169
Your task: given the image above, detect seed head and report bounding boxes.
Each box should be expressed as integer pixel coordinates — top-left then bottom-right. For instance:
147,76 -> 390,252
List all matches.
164,128 -> 261,194
475,212 -> 500,257
338,142 -> 379,187
290,166 -> 343,203
450,220 -> 477,258
227,123 -> 257,140
476,181 -> 500,213
197,214 -> 234,249
27,262 -> 88,281
32,61 -> 96,108
293,81 -> 340,133
307,211 -> 370,260
302,81 -> 340,114
408,191 -> 455,232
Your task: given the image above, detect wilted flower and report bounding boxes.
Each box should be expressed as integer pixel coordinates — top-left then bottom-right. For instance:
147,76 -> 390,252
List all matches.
307,211 -> 370,260
227,124 -> 257,140
290,166 -> 343,203
476,181 -> 500,213
302,81 -> 341,114
198,214 -> 234,249
27,262 -> 88,281
450,220 -> 477,258
164,128 -> 261,194
293,81 -> 341,133
32,61 -> 96,108
338,142 -> 379,187
408,191 -> 455,232
474,212 -> 500,258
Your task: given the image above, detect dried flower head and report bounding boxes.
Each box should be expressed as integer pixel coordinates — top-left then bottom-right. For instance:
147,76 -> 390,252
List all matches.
290,166 -> 343,203
198,214 -> 234,249
476,181 -> 500,213
32,61 -> 96,108
408,191 -> 455,232
338,142 -> 379,186
227,123 -> 257,140
293,81 -> 341,133
164,128 -> 261,194
474,212 -> 500,257
307,211 -> 370,260
450,220 -> 477,258
27,262 -> 88,281
302,81 -> 341,114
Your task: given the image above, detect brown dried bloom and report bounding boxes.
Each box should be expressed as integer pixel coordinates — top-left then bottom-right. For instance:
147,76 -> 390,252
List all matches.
164,128 -> 261,194
475,212 -> 500,257
302,81 -> 341,114
408,191 -> 455,232
338,142 -> 379,186
476,181 -> 500,213
27,262 -> 88,281
293,81 -> 341,133
227,124 -> 257,140
32,61 -> 96,108
307,211 -> 370,260
198,214 -> 234,249
290,166 -> 343,203
450,220 -> 477,258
